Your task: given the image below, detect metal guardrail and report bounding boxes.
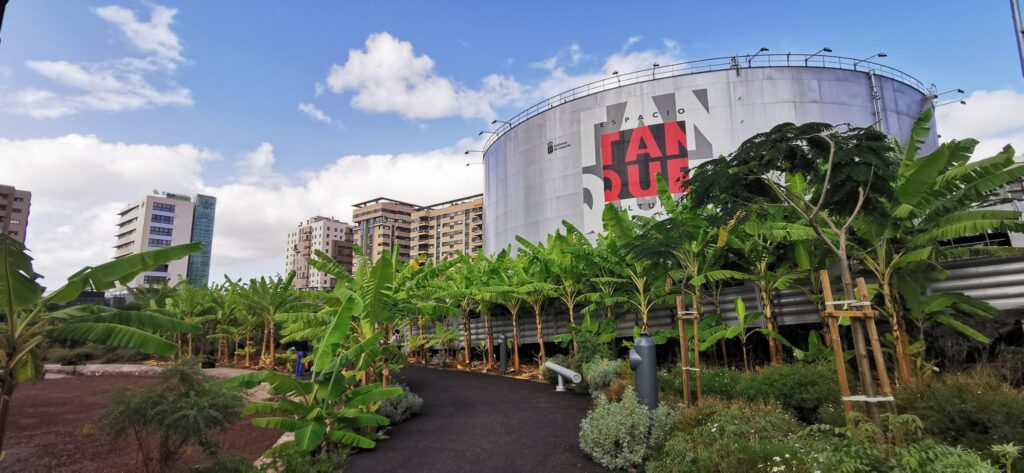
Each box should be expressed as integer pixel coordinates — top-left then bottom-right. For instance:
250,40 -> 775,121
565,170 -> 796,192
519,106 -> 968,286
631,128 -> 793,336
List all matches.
482,53 -> 928,152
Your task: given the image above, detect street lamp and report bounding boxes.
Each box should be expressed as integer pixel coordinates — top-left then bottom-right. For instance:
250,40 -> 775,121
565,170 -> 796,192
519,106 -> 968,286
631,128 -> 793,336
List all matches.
935,100 -> 967,108
478,131 -> 496,136
805,47 -> 833,66
464,150 -> 483,155
466,162 -> 483,167
853,52 -> 887,70
928,88 -> 965,100
613,70 -> 620,86
491,119 -> 511,127
747,47 -> 769,67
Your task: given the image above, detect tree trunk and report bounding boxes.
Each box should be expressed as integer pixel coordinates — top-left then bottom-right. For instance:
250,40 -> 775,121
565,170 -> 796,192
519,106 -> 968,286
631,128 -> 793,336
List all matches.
719,339 -> 729,367
760,285 -> 784,365
881,283 -> 913,384
511,312 -> 521,372
0,376 -> 17,455
267,318 -> 277,369
533,303 -> 546,364
741,342 -> 750,373
567,302 -> 577,356
245,334 -> 252,367
485,313 -> 495,369
187,333 -> 194,359
462,309 -> 472,366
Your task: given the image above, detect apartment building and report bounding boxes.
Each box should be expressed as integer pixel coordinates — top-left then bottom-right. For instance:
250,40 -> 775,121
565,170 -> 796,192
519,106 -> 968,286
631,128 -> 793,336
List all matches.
0,184 -> 31,244
285,216 -> 354,290
411,194 -> 483,262
352,198 -> 416,267
113,192 -> 216,288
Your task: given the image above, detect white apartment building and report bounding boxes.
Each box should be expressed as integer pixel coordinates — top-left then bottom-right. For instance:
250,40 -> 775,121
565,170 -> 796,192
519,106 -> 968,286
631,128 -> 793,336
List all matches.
285,216 -> 355,290
114,193 -> 196,287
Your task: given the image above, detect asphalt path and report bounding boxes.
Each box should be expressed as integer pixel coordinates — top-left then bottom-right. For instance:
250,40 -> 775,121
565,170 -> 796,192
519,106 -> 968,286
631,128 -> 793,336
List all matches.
347,365 -> 608,472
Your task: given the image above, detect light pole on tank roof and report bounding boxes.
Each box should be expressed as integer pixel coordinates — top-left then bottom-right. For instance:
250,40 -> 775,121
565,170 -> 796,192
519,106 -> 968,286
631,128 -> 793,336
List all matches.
747,47 -> 769,67
853,52 -> 887,71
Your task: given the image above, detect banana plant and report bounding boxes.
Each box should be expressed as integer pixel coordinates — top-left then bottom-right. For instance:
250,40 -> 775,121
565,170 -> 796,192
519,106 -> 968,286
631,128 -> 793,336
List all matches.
0,234 -> 201,455
853,108 -> 1024,382
216,290 -> 402,454
700,297 -> 778,372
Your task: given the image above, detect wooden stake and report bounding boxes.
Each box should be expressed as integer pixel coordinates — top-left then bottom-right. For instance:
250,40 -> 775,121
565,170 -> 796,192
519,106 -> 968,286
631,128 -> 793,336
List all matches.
821,270 -> 854,417
676,295 -> 691,406
692,315 -> 703,405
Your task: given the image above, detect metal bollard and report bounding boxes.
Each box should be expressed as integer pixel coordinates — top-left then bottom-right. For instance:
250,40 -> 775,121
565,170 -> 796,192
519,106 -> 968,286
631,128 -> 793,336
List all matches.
498,335 -> 508,374
543,360 -> 582,392
629,334 -> 658,409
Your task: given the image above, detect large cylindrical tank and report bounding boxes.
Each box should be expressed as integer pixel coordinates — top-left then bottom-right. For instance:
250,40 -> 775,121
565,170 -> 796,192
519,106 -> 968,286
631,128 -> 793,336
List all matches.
483,55 -> 937,253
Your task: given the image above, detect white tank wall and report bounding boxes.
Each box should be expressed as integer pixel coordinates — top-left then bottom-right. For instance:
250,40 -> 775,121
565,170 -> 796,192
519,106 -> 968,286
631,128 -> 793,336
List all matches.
483,66 -> 937,253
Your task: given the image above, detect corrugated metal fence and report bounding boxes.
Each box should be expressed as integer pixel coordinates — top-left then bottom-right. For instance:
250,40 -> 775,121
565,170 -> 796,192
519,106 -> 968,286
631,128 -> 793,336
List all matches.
448,256 -> 1024,345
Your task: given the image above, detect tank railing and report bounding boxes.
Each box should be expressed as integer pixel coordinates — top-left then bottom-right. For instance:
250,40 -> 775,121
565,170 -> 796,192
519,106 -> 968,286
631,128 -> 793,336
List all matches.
482,53 -> 927,151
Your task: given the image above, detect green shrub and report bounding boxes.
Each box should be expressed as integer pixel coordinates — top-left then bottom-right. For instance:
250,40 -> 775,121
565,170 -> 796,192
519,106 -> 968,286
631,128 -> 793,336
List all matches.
541,354 -> 571,385
735,363 -> 840,424
994,345 -> 1024,387
797,413 -> 998,472
103,363 -> 244,472
43,347 -> 76,364
99,347 -> 150,363
658,366 -> 742,401
896,370 -> 1024,470
582,358 -> 621,395
377,384 -> 424,425
257,449 -> 348,472
579,387 -> 676,470
647,398 -> 805,473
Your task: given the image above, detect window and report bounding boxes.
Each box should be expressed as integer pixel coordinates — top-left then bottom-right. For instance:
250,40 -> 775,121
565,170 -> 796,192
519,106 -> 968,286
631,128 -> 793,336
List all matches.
143,275 -> 168,285
152,264 -> 169,272
7,231 -> 17,236
13,197 -> 24,203
151,214 -> 174,224
12,208 -> 21,213
150,226 -> 173,236
9,219 -> 20,224
152,202 -> 175,212
148,238 -> 171,248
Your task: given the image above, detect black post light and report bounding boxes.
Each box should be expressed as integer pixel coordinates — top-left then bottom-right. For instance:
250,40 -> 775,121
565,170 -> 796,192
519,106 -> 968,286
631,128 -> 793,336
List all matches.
747,47 -> 769,67
854,52 -> 887,71
805,47 -> 833,66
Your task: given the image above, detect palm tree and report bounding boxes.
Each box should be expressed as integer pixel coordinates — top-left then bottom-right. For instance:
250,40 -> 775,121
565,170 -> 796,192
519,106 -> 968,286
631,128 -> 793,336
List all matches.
0,235 -> 200,454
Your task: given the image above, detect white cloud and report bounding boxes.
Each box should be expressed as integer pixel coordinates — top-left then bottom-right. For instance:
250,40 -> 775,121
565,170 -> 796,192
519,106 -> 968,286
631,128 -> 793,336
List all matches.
1,135 -> 482,288
4,3 -> 190,119
936,89 -> 1024,159
94,4 -> 184,67
325,32 -> 506,120
298,102 -> 332,124
324,33 -> 683,122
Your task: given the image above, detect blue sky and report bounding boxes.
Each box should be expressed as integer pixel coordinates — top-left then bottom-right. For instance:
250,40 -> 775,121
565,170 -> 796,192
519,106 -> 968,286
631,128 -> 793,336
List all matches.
1,1 -> 1022,286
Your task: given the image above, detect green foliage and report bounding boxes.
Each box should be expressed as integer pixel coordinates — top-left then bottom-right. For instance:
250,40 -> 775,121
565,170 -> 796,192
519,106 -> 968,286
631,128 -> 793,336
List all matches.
554,314 -> 616,367
377,383 -> 424,425
579,387 -> 676,470
103,364 -> 244,472
43,343 -> 149,364
734,363 -> 841,424
658,366 -> 743,401
647,398 -> 805,473
993,345 -> 1024,387
582,358 -> 622,396
896,370 -> 1024,469
796,413 -> 998,472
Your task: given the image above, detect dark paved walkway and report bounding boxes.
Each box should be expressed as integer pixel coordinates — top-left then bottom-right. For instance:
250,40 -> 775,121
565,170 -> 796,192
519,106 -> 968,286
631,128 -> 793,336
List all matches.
347,365 -> 608,473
